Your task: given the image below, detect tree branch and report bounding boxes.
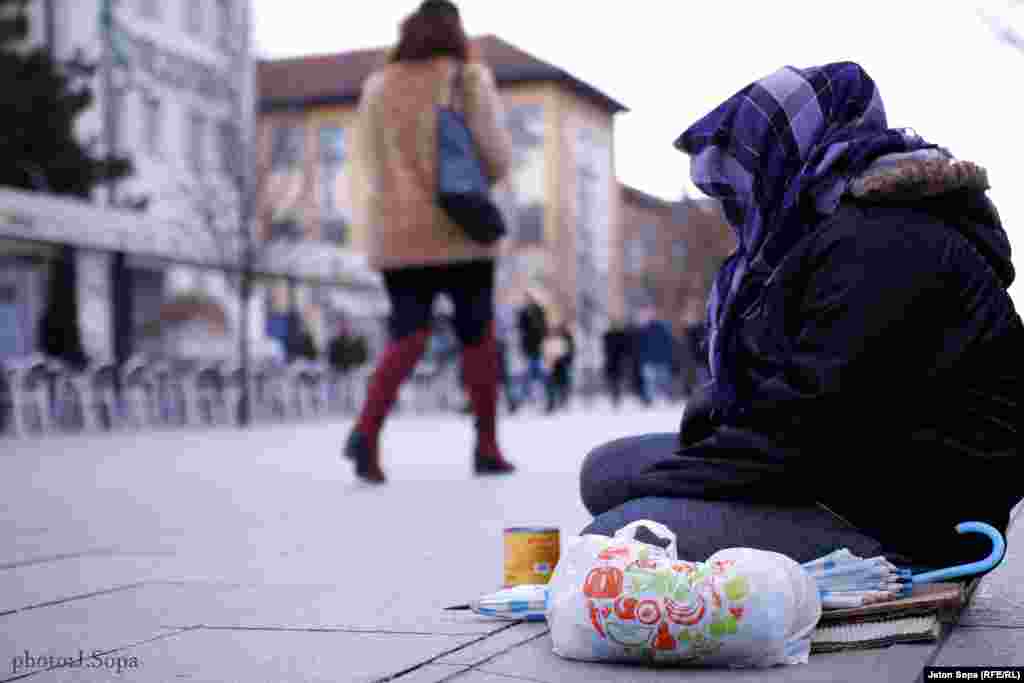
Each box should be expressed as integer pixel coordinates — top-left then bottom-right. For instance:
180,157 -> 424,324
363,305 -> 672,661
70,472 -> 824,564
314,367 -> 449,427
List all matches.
979,7 -> 1024,53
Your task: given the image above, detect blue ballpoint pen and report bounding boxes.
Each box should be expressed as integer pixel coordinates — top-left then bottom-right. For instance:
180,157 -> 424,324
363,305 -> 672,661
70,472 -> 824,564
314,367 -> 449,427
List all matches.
445,584 -> 549,622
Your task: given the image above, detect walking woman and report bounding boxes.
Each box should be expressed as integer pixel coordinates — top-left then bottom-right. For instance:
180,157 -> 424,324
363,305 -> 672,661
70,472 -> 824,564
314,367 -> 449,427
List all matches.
579,62 -> 1023,569
344,0 -> 515,483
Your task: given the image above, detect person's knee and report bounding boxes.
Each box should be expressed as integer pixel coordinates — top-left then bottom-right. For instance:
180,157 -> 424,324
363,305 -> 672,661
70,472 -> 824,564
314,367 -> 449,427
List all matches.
580,433 -> 678,514
580,436 -> 642,515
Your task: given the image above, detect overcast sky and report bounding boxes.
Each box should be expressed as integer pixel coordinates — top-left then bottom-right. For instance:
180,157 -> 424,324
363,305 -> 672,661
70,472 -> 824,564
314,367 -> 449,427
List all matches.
252,1 -> 1024,302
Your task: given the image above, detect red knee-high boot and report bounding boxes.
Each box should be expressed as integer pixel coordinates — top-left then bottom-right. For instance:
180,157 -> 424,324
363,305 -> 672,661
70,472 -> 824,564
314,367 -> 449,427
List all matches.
344,328 -> 430,483
461,325 -> 516,475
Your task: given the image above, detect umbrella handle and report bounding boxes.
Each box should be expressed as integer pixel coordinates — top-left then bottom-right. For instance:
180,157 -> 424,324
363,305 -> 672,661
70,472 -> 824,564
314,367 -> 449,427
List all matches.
911,522 -> 1006,584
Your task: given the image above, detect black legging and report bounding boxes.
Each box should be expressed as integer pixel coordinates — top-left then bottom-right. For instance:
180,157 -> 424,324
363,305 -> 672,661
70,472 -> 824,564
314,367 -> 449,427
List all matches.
579,433 -> 892,564
382,260 -> 494,345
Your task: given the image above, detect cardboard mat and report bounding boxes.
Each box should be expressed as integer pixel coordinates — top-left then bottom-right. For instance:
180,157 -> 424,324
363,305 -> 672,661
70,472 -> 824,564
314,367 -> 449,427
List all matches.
811,582 -> 966,653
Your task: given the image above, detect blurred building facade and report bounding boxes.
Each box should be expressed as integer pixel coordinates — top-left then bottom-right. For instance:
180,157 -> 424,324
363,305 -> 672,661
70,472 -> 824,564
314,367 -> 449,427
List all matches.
256,35 -> 628,371
618,185 -> 735,336
0,0 -> 298,364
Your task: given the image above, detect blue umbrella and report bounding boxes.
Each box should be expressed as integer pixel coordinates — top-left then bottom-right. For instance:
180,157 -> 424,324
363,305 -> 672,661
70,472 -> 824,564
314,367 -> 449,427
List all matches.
806,521 -> 1006,608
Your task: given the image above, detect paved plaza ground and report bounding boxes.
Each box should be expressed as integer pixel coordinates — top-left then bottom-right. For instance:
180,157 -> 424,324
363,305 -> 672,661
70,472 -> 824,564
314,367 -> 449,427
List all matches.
1,401 -> 1021,682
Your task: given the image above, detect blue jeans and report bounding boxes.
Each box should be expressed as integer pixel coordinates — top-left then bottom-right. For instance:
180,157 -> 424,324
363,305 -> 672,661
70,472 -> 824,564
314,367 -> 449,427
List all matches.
520,354 -> 548,402
579,433 -> 889,563
642,362 -> 674,401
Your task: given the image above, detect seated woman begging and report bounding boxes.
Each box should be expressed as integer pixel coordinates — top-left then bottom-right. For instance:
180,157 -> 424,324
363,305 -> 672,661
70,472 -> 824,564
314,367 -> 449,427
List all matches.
580,62 -> 1022,570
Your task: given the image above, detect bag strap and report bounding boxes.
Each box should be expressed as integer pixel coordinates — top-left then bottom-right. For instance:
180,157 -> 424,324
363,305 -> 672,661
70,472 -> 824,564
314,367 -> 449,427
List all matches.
447,60 -> 465,112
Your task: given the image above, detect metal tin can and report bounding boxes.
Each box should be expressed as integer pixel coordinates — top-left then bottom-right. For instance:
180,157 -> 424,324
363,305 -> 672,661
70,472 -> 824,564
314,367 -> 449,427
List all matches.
503,526 -> 560,587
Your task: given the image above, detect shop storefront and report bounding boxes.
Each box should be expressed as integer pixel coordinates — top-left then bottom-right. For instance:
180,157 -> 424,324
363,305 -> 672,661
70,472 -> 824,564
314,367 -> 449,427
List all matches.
0,188 -> 388,366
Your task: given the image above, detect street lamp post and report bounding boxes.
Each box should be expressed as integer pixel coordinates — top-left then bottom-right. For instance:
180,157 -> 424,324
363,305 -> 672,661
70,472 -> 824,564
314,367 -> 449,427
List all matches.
99,0 -> 125,209
99,0 -> 134,390
233,2 -> 255,427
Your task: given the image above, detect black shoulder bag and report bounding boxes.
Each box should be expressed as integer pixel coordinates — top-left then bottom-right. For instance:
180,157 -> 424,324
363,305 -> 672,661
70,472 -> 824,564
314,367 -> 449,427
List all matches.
435,62 -> 507,245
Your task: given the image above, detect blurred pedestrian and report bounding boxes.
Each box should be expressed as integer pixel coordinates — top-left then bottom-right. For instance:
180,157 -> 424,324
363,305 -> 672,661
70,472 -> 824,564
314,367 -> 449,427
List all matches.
543,323 -> 574,413
494,301 -> 521,413
601,321 -> 629,408
637,315 -> 676,403
624,322 -> 650,405
327,318 -> 369,374
516,290 -> 548,406
343,0 -> 515,483
286,311 -> 318,361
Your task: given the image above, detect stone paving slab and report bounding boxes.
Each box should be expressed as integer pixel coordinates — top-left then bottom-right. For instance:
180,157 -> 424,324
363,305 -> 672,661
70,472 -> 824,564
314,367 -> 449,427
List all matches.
153,582 -> 522,636
0,556 -> 171,616
932,627 -> 1024,667
465,630 -> 940,683
435,622 -> 549,666
21,627 -> 479,683
0,584 -> 204,675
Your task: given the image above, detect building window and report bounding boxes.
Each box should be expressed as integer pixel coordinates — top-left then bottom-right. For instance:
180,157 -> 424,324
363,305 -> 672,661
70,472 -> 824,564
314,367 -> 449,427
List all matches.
142,95 -> 162,157
216,0 -> 233,50
641,222 -> 659,246
516,205 -> 544,244
185,0 -> 203,36
270,217 -> 302,242
321,220 -> 347,245
187,110 -> 206,174
318,127 -> 343,213
140,0 -> 161,20
130,267 -> 166,344
671,239 -> 688,267
319,126 -> 345,166
627,286 -> 653,312
218,120 -> 239,177
626,238 -> 646,274
318,126 -> 349,245
270,124 -> 302,170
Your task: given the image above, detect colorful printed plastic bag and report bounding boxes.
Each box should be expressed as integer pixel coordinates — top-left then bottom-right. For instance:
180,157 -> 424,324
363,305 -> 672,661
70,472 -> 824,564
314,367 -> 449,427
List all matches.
545,520 -> 821,668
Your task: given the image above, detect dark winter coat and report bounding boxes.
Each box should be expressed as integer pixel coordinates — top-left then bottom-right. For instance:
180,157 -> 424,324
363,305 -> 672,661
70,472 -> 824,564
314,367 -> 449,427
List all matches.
518,302 -> 547,357
551,328 -> 575,383
602,328 -> 630,377
640,189 -> 1023,567
327,333 -> 369,373
637,319 -> 675,366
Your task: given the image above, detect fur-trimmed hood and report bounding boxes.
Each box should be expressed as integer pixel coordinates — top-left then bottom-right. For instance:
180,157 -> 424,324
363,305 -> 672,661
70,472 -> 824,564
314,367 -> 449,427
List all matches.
849,148 -> 989,200
849,150 -> 1014,288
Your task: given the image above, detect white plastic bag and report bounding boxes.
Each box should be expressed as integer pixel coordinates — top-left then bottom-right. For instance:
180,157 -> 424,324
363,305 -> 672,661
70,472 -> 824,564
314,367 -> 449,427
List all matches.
545,520 -> 821,668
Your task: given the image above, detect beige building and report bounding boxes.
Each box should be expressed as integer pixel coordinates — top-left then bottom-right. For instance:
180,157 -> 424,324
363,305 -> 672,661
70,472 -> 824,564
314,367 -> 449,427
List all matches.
256,35 -> 628,368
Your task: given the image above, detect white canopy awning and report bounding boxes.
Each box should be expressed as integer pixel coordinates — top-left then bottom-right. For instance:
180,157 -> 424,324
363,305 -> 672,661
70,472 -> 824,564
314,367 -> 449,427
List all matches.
0,188 -> 383,290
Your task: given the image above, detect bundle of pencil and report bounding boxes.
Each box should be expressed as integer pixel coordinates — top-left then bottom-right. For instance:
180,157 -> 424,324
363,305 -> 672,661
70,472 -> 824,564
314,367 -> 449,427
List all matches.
802,548 -> 913,609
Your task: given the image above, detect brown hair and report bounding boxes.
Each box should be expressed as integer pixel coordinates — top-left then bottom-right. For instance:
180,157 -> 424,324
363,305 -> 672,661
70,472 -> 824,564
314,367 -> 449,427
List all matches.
390,1 -> 473,62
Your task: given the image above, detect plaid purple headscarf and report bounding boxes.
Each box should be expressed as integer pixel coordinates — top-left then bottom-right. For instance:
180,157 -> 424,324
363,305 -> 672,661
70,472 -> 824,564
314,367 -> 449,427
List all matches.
675,62 -> 935,415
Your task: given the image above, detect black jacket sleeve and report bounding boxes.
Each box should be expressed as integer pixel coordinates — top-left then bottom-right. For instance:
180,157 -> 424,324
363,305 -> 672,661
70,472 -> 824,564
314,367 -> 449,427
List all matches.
643,205 -> 956,504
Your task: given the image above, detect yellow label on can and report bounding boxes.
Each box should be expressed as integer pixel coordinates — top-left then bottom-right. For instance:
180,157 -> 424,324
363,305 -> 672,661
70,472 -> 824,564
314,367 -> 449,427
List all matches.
504,527 -> 560,587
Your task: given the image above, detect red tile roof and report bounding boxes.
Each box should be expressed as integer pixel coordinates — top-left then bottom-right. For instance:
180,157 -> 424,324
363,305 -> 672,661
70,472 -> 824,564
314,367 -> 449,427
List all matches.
621,183 -> 675,211
258,34 -> 628,114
